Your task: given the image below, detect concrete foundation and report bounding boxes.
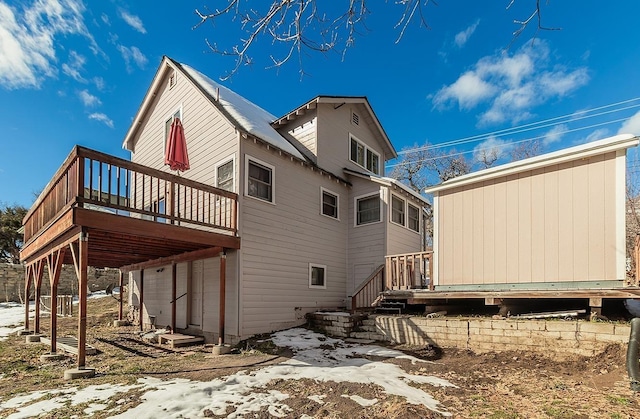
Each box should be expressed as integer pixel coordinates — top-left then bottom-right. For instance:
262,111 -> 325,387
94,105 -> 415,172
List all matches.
113,320 -> 128,327
64,367 -> 96,380
26,334 -> 42,343
40,353 -> 67,362
211,344 -> 232,355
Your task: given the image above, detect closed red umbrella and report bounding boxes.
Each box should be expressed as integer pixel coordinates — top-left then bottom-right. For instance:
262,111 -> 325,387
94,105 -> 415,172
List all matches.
164,118 -> 190,172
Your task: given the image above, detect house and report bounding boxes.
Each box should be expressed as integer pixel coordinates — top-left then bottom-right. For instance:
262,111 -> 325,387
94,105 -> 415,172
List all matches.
381,134 -> 640,316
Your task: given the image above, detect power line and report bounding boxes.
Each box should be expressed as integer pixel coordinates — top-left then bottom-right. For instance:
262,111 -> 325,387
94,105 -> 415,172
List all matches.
396,96 -> 640,155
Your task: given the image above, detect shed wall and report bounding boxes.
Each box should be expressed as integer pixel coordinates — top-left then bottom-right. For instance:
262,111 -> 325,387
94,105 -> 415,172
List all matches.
436,151 -> 620,286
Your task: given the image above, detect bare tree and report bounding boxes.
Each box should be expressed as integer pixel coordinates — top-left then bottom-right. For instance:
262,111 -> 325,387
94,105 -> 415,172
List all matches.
475,148 -> 500,169
509,139 -> 542,161
194,0 -> 550,79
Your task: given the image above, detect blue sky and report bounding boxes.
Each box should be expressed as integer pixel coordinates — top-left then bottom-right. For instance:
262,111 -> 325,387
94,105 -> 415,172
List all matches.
2,0 -> 640,207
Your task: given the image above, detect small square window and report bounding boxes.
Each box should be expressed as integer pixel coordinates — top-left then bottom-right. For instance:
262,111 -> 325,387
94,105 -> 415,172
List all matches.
309,263 -> 326,289
246,157 -> 274,203
408,203 -> 420,232
321,188 -> 338,219
391,195 -> 405,226
356,194 -> 380,225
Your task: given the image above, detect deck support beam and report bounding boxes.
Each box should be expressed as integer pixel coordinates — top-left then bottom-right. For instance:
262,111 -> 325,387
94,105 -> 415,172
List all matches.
139,269 -> 144,331
33,260 -> 45,333
218,250 -> 226,346
76,230 -> 89,368
171,263 -> 177,332
24,264 -> 33,333
118,270 -> 124,321
46,247 -> 65,354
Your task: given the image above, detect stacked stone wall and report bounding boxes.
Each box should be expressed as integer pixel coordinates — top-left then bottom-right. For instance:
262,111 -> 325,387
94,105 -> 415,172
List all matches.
0,263 -> 119,302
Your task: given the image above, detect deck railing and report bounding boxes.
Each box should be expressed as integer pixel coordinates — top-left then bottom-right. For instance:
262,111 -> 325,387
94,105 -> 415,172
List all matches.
23,146 -> 238,243
385,250 -> 433,290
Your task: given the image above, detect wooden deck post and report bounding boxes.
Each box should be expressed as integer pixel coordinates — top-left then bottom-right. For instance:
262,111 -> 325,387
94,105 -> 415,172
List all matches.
46,248 -> 65,354
77,230 -> 88,368
24,264 -> 33,333
171,263 -> 177,332
218,250 -> 226,346
34,260 -> 45,333
139,269 -> 144,331
118,270 -> 124,321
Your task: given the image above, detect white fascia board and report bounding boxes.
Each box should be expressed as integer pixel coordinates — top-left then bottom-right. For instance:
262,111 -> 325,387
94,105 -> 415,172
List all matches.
424,134 -> 639,194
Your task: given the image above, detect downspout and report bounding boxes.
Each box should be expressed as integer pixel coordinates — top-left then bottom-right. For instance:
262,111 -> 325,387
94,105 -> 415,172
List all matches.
627,317 -> 640,391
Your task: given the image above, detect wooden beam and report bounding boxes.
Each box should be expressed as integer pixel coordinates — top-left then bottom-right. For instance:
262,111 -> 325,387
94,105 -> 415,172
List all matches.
171,263 -> 177,332
77,230 -> 88,368
139,269 -> 144,331
46,247 -> 65,354
120,246 -> 223,273
20,212 -> 77,262
118,270 -> 124,321
34,260 -> 45,333
24,264 -> 33,332
218,250 -> 226,346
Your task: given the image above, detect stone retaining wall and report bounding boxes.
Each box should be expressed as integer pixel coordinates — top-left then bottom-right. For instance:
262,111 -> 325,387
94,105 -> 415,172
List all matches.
0,263 -> 119,302
308,312 -> 630,358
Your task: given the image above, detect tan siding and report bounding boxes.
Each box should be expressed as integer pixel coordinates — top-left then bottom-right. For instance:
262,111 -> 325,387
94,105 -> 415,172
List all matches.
277,113 -> 318,162
435,151 -> 621,287
316,104 -> 387,176
240,141 -> 349,337
386,188 -> 423,256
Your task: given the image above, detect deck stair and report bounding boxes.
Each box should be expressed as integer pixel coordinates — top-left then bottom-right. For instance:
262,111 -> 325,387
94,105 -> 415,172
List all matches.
375,301 -> 405,314
40,336 -> 98,355
157,333 -> 204,348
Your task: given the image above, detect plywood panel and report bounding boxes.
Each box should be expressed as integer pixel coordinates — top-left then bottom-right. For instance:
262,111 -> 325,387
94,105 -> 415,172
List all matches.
452,187 -> 464,284
557,162 -> 574,280
472,185 -> 484,283
482,179 -> 495,284
572,158 -> 590,281
493,179 -> 508,283
530,168 -> 546,282
543,166 -> 559,281
603,152 -> 618,279
587,154 -> 606,279
518,172 -> 532,283
505,175 -> 519,282
439,191 -> 454,285
462,184 -> 474,283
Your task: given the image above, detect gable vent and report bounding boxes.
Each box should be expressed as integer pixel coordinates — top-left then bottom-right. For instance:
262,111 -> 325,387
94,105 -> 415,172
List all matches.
352,112 -> 359,125
169,72 -> 176,89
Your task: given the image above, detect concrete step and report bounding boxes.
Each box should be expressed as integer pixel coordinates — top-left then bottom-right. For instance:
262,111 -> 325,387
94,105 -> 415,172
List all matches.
157,333 -> 204,348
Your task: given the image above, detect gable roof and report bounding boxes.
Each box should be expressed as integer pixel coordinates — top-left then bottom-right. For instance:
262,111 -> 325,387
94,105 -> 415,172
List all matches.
122,56 -> 304,160
344,167 -> 430,205
424,133 -> 640,194
273,96 -> 398,160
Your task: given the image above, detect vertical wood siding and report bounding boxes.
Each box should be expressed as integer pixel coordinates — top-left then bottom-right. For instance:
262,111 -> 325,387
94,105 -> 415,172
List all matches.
436,152 -> 620,285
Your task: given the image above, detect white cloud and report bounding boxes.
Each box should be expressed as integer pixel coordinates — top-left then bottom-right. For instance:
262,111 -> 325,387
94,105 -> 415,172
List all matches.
433,41 -> 589,126
101,13 -> 110,25
618,111 -> 640,136
118,45 -> 147,72
0,0 -> 97,89
61,50 -> 86,82
78,89 -> 100,107
454,20 -> 480,48
93,76 -> 105,90
578,128 -> 610,145
89,112 -> 113,128
543,124 -> 568,146
118,9 -> 146,34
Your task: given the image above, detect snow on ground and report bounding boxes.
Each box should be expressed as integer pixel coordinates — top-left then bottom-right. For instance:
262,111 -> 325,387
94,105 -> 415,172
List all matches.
0,327 -> 456,418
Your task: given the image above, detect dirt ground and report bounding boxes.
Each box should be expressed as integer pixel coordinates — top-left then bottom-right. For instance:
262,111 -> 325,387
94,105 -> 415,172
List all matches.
1,297 -> 639,418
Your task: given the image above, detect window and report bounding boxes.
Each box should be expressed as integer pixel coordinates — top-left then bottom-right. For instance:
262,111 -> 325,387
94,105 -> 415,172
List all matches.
309,263 -> 327,289
350,135 -> 380,175
164,108 -> 182,150
216,158 -> 234,192
321,188 -> 339,219
356,194 -> 381,225
407,203 -> 420,232
391,195 -> 405,226
246,156 -> 274,203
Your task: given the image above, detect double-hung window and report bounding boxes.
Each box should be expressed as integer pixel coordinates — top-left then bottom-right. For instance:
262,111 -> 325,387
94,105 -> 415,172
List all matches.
356,194 -> 381,225
407,203 -> 420,232
246,156 -> 274,203
391,195 -> 405,226
321,188 -> 339,219
216,158 -> 234,192
350,135 -> 380,175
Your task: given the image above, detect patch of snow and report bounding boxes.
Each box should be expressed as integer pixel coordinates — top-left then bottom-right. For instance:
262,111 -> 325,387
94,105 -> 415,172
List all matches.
341,394 -> 378,407
0,302 -> 34,341
307,394 -> 326,404
181,64 -> 305,161
0,327 -> 454,417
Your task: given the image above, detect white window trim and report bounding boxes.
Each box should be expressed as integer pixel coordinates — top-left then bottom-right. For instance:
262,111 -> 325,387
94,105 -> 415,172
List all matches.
244,154 -> 276,205
309,263 -> 327,289
320,187 -> 340,221
214,155 -> 236,193
407,202 -> 421,234
164,105 -> 183,151
354,191 -> 383,227
349,134 -> 380,175
390,193 -> 406,228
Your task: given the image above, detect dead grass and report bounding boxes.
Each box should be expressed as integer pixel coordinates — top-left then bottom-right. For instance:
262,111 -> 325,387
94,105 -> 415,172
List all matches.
1,297 -> 639,418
